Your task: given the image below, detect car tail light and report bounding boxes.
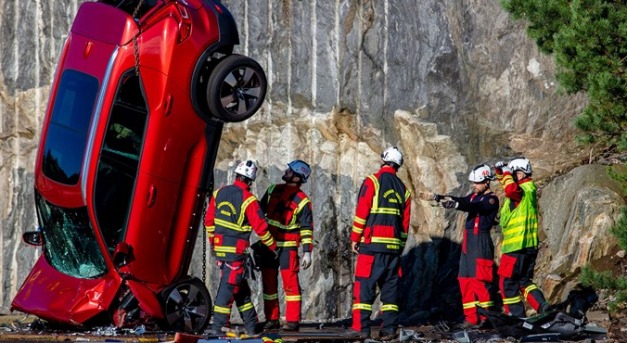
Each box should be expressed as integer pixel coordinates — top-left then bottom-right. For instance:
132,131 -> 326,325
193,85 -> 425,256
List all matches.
177,4 -> 191,42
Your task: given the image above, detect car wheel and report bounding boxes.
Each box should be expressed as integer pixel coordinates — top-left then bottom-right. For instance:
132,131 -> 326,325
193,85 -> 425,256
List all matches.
206,54 -> 267,122
162,277 -> 211,333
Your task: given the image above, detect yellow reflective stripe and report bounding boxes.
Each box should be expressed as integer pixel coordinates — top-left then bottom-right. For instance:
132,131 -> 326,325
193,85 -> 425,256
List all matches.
370,208 -> 401,215
353,216 -> 366,225
478,301 -> 494,308
352,303 -> 372,311
259,231 -> 273,241
214,246 -> 237,253
502,296 -> 523,305
215,218 -> 252,232
291,198 -> 311,226
214,305 -> 231,314
263,293 -> 278,300
301,238 -> 313,244
352,226 -> 364,234
238,302 -> 254,312
370,237 -> 401,245
463,301 -> 478,309
368,175 -> 380,210
405,189 -> 411,200
400,232 -> 407,238
238,196 -> 256,226
277,241 -> 298,248
524,284 -> 538,299
380,304 -> 398,312
285,295 -> 302,302
267,219 -> 300,231
301,229 -> 313,236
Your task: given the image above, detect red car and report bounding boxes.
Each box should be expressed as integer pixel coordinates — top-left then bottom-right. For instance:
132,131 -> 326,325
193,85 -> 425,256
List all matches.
11,0 -> 266,333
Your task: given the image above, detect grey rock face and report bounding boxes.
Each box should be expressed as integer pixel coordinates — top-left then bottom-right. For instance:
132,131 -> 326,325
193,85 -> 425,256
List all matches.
1,0 -> 621,324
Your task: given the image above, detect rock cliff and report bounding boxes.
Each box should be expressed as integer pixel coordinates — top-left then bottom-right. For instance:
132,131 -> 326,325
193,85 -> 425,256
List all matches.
0,0 -> 624,322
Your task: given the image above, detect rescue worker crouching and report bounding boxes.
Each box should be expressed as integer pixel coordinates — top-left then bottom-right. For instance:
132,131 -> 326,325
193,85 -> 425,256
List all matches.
256,159 -> 314,332
348,147 -> 411,340
419,164 -> 500,328
204,160 -> 277,337
494,157 -> 550,317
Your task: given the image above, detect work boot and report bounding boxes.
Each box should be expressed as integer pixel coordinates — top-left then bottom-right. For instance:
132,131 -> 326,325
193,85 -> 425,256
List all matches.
264,320 -> 280,330
282,322 -> 300,331
538,302 -> 553,314
458,321 -> 481,330
346,329 -> 370,339
378,330 -> 397,341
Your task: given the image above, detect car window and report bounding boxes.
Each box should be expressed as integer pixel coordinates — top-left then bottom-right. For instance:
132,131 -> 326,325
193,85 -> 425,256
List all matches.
35,192 -> 107,278
42,70 -> 99,185
95,71 -> 148,252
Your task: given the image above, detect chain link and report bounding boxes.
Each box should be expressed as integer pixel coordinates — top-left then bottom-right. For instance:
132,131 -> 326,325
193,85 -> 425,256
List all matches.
132,0 -> 144,76
202,194 -> 208,283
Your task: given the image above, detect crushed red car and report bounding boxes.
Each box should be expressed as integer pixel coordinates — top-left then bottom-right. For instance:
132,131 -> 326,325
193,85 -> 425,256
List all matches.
11,0 -> 267,333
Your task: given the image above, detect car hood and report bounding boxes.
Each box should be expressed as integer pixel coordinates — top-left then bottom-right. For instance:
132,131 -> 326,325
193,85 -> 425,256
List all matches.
11,256 -> 122,325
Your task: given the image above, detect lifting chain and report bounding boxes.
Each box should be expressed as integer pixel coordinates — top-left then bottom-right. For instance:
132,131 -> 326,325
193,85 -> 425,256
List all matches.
132,0 -> 144,76
202,194 -> 208,283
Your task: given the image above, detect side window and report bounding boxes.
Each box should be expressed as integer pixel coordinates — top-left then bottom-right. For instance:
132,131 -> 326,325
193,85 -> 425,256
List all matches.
94,71 -> 148,252
42,70 -> 99,184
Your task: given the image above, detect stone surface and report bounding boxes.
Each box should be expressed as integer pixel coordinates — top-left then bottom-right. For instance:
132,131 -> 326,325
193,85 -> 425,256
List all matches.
0,0 -> 623,326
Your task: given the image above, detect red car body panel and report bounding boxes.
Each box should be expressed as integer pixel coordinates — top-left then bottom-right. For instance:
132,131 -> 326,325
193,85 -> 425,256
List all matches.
13,257 -> 122,325
12,0 -> 252,330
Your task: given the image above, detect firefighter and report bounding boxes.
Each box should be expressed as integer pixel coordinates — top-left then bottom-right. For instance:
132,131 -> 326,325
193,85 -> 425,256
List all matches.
348,147 -> 411,340
257,160 -> 314,332
204,160 -> 277,337
420,164 -> 500,327
494,157 -> 549,317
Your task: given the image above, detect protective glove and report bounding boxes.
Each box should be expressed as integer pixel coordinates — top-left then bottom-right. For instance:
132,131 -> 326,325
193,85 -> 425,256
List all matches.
419,191 -> 444,202
301,252 -> 312,270
440,200 -> 458,209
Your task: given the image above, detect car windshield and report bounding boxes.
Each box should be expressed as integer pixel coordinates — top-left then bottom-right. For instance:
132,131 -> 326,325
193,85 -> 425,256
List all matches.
42,69 -> 99,185
36,192 -> 107,278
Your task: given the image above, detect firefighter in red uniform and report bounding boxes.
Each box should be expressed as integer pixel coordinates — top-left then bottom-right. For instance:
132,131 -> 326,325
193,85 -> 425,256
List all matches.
204,160 -> 277,337
348,147 -> 411,340
256,160 -> 314,332
494,157 -> 549,317
420,164 -> 500,327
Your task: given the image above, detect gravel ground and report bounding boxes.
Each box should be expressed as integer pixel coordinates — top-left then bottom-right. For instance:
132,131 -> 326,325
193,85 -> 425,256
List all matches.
0,310 -> 624,342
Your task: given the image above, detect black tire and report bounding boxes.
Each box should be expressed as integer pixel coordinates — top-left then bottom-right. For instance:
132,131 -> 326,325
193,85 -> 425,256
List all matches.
206,54 -> 267,122
162,277 -> 211,333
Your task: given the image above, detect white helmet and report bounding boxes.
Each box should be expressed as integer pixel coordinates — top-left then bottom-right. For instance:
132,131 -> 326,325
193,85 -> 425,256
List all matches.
381,146 -> 403,167
468,164 -> 494,183
508,157 -> 532,175
235,160 -> 258,181
288,160 -> 311,183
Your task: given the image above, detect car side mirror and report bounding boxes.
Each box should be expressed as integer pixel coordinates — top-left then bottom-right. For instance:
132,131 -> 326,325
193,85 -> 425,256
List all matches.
113,242 -> 135,268
23,231 -> 43,246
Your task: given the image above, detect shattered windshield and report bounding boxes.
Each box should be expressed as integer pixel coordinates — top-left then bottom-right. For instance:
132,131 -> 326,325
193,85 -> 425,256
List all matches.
35,193 -> 107,278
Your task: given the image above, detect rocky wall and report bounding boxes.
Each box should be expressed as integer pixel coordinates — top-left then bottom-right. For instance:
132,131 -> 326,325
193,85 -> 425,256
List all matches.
1,0 -> 623,322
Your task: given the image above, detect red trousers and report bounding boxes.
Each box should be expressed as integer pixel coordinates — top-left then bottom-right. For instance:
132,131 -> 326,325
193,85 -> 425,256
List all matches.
459,228 -> 498,325
261,248 -> 302,322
